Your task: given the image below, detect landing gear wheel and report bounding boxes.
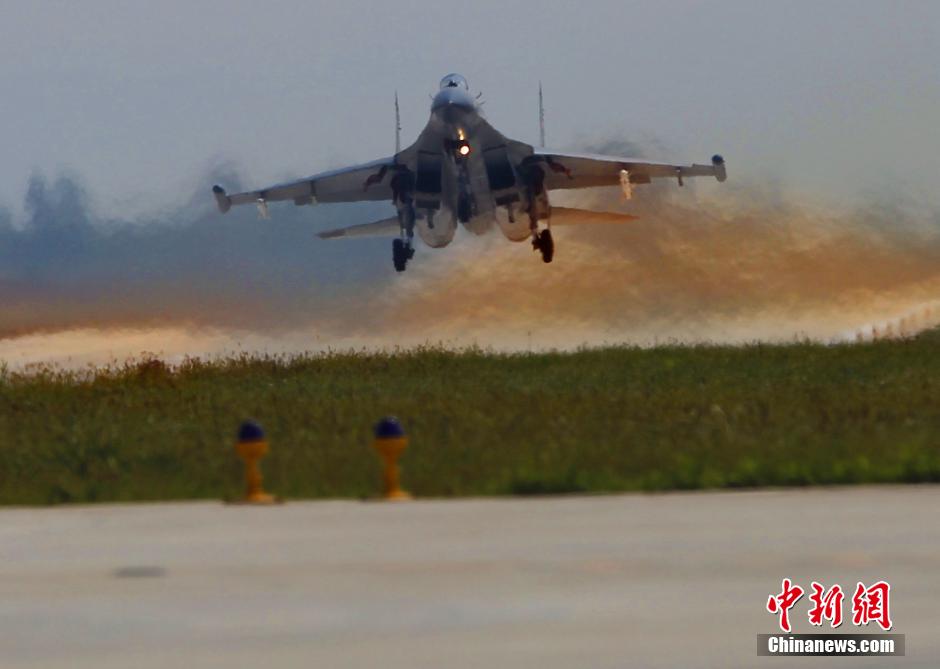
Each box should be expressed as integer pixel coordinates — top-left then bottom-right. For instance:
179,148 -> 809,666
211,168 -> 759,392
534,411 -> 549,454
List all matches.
393,239 -> 414,272
537,229 -> 554,263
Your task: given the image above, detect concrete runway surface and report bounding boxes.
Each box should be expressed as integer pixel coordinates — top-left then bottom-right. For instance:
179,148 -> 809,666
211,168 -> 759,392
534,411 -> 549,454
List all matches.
0,486 -> 936,668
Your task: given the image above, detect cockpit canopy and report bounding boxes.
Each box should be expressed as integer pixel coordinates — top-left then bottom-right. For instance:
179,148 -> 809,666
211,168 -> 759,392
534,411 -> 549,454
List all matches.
439,73 -> 469,91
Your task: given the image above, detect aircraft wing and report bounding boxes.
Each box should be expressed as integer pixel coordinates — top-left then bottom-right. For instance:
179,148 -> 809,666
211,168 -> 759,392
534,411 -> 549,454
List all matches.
317,216 -> 400,239
212,157 -> 398,214
528,150 -> 727,192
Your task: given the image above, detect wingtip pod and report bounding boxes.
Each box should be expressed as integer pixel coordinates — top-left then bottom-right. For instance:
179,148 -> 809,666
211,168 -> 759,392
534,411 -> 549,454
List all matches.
212,185 -> 232,213
711,154 -> 727,182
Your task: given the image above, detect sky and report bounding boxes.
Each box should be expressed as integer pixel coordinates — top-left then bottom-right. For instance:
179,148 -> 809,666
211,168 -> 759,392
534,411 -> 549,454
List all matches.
0,0 -> 938,219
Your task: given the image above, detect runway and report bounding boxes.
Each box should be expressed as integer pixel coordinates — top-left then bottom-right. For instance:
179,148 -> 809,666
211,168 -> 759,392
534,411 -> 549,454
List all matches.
1,486 -> 936,668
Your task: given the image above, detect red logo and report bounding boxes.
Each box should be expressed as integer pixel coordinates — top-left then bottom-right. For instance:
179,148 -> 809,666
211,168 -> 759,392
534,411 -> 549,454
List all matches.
766,578 -> 804,633
852,581 -> 892,631
766,579 -> 892,632
808,582 -> 844,628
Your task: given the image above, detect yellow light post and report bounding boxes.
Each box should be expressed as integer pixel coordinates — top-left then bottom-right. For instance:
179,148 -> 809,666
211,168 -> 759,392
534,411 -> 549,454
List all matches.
372,417 -> 411,501
234,420 -> 278,504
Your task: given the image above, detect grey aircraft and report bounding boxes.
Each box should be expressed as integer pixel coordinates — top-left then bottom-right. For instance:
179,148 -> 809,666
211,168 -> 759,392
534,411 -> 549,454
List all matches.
212,73 -> 727,271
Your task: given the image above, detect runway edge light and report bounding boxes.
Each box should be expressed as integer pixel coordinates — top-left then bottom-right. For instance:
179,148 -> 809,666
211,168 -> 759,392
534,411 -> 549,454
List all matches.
372,417 -> 412,501
230,420 -> 281,505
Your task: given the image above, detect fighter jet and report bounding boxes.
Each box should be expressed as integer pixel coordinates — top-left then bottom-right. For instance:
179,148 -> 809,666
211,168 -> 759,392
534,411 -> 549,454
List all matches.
212,73 -> 726,271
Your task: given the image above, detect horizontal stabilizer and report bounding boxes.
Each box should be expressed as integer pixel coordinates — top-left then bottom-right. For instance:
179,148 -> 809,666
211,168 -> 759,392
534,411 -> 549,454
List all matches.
550,207 -> 640,225
318,216 -> 400,240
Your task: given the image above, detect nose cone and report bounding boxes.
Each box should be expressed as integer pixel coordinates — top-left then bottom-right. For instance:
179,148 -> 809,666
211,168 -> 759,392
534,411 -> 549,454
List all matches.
432,87 -> 475,123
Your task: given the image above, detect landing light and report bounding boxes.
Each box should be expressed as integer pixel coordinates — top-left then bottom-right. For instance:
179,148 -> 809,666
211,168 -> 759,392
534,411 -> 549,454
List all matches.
458,143 -> 471,156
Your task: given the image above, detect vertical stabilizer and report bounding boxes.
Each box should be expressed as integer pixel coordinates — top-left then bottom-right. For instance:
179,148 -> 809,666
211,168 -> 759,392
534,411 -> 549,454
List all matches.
538,82 -> 545,148
395,91 -> 401,154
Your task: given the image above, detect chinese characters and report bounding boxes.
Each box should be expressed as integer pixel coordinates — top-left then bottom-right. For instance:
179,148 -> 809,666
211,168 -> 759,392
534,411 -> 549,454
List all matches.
766,579 -> 892,632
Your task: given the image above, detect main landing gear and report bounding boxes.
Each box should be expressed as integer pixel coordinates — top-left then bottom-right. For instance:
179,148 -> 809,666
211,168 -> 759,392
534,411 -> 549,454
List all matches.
532,228 -> 554,263
393,201 -> 417,272
392,238 -> 415,272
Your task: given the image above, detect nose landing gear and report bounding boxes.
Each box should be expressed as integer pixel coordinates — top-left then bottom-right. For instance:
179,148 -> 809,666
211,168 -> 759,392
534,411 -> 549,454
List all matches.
532,228 -> 554,263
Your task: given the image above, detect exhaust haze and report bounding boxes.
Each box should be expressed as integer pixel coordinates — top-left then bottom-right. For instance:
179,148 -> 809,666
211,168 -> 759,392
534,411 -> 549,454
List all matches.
2,146 -> 940,368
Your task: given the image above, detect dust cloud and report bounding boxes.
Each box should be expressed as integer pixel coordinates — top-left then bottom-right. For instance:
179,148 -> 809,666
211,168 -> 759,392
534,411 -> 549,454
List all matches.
2,150 -> 940,369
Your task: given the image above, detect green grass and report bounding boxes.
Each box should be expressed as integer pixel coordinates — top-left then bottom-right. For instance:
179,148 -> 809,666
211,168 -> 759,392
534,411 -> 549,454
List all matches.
2,332 -> 940,505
